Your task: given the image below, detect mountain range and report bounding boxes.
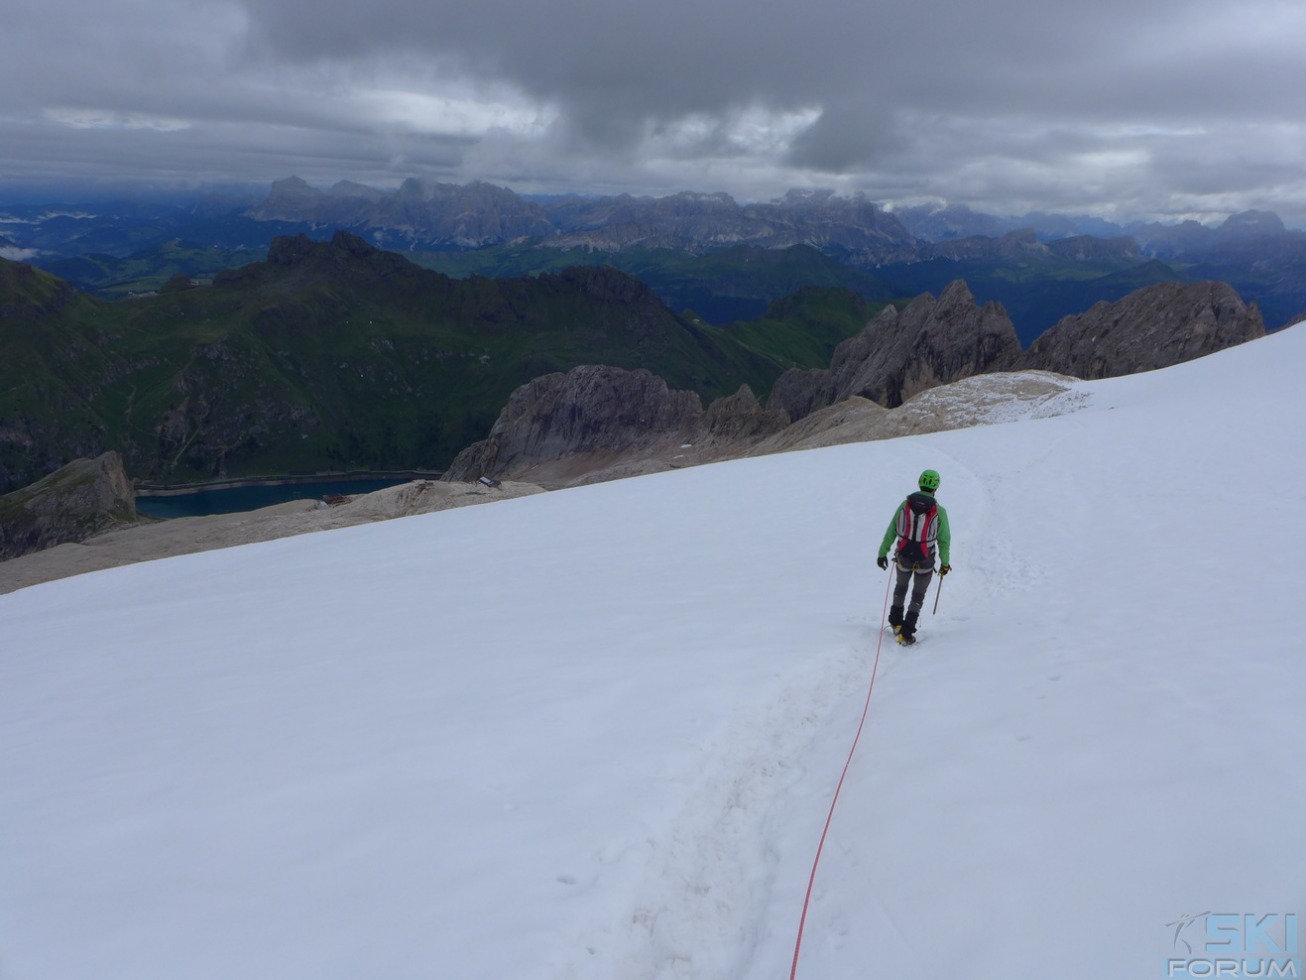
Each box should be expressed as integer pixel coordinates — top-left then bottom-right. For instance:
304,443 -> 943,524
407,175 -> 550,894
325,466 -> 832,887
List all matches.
0,226 -> 1266,501
1,178 -> 1297,498
5,178 -> 1306,333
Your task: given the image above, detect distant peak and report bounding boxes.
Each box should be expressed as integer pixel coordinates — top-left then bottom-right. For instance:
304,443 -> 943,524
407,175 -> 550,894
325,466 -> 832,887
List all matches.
266,231 -> 379,267
1220,210 -> 1286,235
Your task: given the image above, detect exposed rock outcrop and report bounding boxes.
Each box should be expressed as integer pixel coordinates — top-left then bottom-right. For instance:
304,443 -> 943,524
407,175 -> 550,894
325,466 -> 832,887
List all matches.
767,280 -> 1022,419
443,366 -> 788,485
1,452 -> 139,560
700,385 -> 791,444
1016,281 -> 1265,379
444,366 -> 704,482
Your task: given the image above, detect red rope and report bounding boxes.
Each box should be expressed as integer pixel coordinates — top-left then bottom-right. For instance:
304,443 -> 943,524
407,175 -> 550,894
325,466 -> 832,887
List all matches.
789,568 -> 894,980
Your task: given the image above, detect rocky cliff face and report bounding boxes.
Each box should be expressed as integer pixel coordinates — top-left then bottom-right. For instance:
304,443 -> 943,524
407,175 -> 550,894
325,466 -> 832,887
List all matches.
700,385 -> 791,444
0,452 -> 138,560
1016,281 -> 1265,379
444,365 -> 787,484
767,280 -> 1022,419
765,280 -> 1264,424
444,366 -> 703,482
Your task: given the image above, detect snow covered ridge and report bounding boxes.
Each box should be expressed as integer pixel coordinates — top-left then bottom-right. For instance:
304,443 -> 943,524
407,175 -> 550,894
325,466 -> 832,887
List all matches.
2,324 -> 1304,979
765,368 -> 1093,448
886,369 -> 1093,426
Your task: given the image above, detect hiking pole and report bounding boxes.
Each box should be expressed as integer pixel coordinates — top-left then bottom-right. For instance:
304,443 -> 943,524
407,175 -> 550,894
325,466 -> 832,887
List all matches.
932,570 -> 944,615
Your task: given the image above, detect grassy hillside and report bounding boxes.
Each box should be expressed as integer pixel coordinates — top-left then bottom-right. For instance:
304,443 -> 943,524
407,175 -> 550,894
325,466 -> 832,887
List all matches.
719,287 -> 879,367
39,240 -> 262,298
1,235 -> 871,492
0,261 -> 141,487
414,242 -> 896,325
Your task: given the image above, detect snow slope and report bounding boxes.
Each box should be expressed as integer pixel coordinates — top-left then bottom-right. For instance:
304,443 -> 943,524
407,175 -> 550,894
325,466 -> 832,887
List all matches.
3,326 -> 1304,980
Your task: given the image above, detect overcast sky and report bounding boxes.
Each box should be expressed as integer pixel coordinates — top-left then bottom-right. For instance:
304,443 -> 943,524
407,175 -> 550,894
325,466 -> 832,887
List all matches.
4,0 -> 1306,225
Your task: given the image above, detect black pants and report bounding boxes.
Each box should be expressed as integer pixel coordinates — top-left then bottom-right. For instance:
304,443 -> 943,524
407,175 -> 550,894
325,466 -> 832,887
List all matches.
893,559 -> 935,617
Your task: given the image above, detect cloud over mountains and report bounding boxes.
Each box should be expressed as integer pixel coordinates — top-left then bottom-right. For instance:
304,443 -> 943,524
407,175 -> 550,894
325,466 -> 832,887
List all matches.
3,0 -> 1306,225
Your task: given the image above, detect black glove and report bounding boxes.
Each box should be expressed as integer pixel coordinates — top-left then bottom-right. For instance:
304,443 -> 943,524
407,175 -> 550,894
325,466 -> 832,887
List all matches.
876,556 -> 888,570
939,564 -> 951,576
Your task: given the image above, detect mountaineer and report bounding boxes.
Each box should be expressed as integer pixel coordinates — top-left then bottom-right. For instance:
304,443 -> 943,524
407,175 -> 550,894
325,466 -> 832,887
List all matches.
876,469 -> 952,646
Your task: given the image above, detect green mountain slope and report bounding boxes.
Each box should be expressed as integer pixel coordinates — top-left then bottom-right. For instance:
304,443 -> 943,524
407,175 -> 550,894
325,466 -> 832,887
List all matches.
721,287 -> 879,367
415,242 -> 896,324
2,234 -> 866,491
39,240 -> 262,298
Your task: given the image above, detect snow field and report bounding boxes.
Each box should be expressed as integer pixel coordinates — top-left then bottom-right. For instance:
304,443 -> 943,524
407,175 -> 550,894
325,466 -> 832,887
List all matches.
3,323 -> 1305,979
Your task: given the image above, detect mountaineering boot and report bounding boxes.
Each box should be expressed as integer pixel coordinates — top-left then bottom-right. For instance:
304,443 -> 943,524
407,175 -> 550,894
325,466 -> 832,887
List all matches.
888,604 -> 904,634
898,610 -> 919,646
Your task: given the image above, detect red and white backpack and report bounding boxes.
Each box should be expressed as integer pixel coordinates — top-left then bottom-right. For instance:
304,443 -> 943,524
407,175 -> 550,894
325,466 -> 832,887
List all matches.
895,491 -> 939,565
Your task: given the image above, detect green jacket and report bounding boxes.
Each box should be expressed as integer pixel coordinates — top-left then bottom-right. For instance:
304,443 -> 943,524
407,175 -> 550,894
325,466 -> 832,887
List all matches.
878,492 -> 951,566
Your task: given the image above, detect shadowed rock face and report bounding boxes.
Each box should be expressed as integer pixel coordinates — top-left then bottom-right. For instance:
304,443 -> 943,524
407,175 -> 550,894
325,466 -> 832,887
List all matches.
767,280 -> 1023,419
701,385 -> 791,444
443,366 -> 704,482
1014,281 -> 1266,379
1,452 -> 138,560
443,366 -> 790,484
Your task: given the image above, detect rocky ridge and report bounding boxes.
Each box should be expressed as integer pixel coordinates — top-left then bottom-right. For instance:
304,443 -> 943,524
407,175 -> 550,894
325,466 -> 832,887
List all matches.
767,280 -> 1022,419
0,452 -> 138,560
1015,281 -> 1265,379
444,278 -> 1267,486
443,366 -> 789,485
442,366 -> 1086,490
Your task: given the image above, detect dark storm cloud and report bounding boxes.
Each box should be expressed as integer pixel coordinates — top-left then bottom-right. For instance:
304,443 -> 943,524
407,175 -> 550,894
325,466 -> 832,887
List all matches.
3,0 -> 1306,224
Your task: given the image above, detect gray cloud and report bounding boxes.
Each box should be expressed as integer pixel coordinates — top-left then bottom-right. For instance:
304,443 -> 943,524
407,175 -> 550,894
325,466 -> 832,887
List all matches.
3,0 -> 1305,225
